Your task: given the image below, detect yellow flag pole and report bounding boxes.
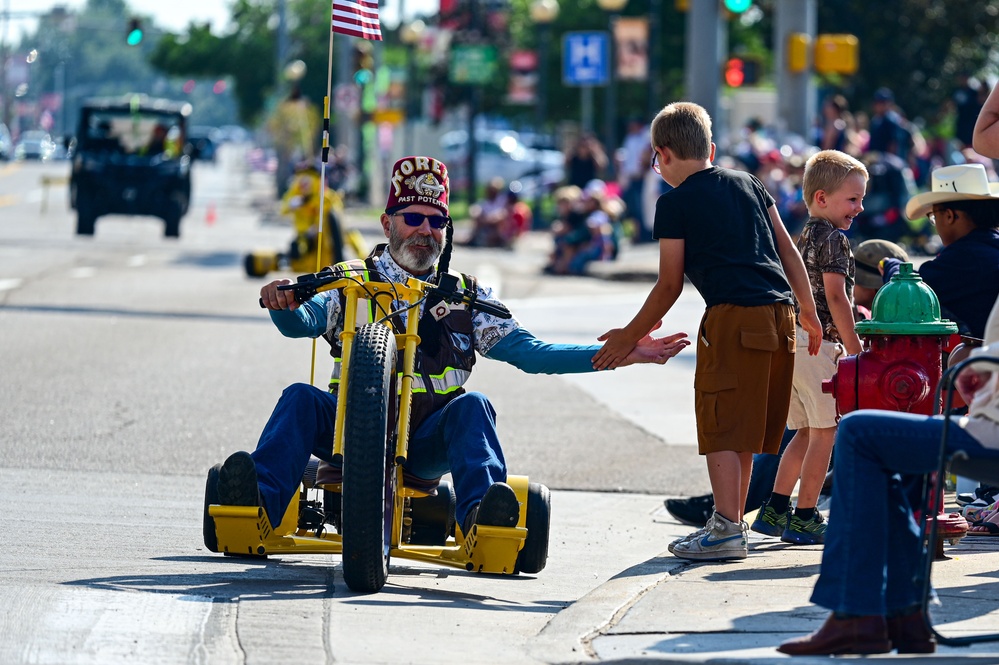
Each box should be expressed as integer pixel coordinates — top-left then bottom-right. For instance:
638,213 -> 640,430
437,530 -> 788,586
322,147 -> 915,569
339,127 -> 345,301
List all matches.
308,14 -> 338,387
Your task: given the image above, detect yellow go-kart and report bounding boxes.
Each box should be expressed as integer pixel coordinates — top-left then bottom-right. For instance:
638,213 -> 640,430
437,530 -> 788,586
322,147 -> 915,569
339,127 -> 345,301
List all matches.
203,268 -> 551,592
244,167 -> 367,278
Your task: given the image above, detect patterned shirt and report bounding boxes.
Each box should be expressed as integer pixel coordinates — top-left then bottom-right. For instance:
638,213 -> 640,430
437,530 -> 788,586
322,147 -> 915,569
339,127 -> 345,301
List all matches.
284,248 -> 521,356
795,216 -> 855,343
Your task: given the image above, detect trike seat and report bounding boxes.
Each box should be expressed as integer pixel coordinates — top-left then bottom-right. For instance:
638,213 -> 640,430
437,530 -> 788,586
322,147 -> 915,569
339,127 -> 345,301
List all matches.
312,458 -> 441,496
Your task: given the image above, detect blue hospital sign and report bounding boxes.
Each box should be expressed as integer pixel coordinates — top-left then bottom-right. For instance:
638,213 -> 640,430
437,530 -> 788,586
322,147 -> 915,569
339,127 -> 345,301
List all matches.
563,32 -> 610,86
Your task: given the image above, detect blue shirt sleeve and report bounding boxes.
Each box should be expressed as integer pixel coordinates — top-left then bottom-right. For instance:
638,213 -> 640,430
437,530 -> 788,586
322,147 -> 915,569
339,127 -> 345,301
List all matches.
483,327 -> 603,374
269,294 -> 329,338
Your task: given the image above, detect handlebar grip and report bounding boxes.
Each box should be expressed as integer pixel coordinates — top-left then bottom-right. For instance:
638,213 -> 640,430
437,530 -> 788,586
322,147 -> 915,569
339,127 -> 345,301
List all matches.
471,300 -> 511,319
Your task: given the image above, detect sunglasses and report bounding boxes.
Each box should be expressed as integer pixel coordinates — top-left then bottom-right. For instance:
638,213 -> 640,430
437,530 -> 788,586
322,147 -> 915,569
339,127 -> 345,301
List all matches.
392,212 -> 451,229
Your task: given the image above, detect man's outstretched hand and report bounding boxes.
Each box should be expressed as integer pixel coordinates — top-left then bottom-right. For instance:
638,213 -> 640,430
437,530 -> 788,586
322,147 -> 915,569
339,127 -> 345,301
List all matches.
595,320 -> 690,369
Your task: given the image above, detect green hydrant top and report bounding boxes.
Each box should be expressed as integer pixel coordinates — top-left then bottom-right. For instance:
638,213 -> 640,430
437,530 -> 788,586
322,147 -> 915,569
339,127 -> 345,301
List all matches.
854,262 -> 959,336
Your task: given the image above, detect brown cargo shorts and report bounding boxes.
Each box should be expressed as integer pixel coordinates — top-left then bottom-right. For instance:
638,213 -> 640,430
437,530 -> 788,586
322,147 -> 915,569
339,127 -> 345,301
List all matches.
694,302 -> 796,455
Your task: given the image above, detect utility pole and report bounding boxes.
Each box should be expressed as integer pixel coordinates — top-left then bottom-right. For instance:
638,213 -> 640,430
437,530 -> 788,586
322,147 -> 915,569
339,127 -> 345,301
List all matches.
683,0 -> 725,128
774,0 -> 816,139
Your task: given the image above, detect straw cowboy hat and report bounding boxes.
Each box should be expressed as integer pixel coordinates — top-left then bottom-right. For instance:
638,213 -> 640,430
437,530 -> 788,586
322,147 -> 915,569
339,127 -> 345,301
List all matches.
905,163 -> 999,220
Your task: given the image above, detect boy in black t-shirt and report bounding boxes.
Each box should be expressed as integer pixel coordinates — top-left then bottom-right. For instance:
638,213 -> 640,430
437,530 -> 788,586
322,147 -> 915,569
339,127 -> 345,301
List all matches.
594,101 -> 822,561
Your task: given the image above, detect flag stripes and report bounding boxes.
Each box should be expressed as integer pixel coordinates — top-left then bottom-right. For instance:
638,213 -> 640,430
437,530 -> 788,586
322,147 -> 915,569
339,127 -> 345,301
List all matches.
331,0 -> 382,41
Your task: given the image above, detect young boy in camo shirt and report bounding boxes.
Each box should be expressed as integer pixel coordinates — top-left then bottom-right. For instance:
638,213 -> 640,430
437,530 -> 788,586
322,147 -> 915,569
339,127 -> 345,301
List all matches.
751,149 -> 868,545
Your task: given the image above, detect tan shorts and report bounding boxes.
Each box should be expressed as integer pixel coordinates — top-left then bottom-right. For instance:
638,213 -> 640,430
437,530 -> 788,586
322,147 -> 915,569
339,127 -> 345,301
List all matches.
694,302 -> 796,455
786,330 -> 843,430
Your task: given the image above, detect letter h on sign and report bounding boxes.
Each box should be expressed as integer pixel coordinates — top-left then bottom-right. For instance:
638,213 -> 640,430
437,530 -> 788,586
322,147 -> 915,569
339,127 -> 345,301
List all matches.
563,32 -> 610,87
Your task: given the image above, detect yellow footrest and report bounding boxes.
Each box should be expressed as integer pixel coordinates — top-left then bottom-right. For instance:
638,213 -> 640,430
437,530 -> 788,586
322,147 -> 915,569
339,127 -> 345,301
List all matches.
463,524 -> 526,574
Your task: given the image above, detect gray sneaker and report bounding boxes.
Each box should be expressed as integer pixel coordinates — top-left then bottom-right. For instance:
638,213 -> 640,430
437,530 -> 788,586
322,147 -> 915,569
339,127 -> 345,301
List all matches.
668,512 -> 717,553
672,511 -> 748,561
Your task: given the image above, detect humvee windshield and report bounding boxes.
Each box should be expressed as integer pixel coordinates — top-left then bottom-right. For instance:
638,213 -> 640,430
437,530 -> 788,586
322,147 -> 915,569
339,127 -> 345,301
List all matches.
80,110 -> 185,158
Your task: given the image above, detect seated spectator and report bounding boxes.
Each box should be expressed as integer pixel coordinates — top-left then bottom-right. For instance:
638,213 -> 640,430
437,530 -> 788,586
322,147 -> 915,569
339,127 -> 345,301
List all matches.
564,180 -> 620,276
504,186 -> 533,243
464,177 -> 509,248
544,185 -> 587,275
777,294 -> 999,656
883,163 -> 999,340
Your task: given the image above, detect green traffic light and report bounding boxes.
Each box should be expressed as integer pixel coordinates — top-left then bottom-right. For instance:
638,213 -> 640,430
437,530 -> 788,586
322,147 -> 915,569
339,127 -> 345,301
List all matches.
127,18 -> 143,45
724,0 -> 752,12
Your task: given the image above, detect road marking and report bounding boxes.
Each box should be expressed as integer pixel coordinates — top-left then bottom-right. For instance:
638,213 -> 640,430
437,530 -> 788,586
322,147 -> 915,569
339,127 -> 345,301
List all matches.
69,267 -> 97,279
0,278 -> 22,291
127,254 -> 147,267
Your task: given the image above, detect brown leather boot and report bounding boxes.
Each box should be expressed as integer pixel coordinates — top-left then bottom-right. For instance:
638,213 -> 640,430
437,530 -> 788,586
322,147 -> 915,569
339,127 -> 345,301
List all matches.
887,609 -> 936,654
777,613 -> 891,656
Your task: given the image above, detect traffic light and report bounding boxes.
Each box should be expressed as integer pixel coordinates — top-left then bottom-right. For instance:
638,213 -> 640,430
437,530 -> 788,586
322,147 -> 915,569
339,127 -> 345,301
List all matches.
724,57 -> 744,87
723,0 -> 752,13
352,42 -> 374,86
126,18 -> 143,46
814,34 -> 859,75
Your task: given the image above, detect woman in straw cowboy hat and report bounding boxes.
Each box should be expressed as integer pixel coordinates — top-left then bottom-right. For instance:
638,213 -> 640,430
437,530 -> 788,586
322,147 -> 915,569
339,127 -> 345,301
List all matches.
878,163 -> 999,339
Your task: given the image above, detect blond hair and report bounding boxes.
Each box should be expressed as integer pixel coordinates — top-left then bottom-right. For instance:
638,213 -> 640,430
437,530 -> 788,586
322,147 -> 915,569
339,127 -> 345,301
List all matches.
650,102 -> 712,161
803,149 -> 869,212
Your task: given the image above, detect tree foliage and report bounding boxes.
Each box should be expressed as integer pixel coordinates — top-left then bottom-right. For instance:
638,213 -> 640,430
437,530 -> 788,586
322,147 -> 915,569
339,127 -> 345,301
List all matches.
107,0 -> 999,134
815,0 -> 999,123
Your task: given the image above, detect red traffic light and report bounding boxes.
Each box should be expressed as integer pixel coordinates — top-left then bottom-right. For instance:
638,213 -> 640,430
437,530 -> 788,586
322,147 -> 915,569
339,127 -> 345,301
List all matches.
725,57 -> 744,87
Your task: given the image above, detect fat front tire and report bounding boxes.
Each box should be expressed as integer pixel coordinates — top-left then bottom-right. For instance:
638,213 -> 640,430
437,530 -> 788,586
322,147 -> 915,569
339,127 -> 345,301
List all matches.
341,323 -> 397,593
515,483 -> 551,574
203,463 -> 222,552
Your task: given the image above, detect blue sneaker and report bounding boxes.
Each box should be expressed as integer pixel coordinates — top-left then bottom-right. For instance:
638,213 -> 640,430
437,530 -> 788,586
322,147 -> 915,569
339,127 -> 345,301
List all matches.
750,500 -> 789,537
782,510 -> 827,545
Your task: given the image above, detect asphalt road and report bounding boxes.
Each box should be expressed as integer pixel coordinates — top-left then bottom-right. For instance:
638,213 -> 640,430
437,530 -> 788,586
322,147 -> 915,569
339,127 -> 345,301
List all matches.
0,146 -> 713,664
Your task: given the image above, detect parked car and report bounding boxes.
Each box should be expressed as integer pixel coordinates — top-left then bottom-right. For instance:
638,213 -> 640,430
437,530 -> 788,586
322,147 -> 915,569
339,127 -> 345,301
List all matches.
70,95 -> 192,237
0,123 -> 12,160
14,130 -> 56,161
439,129 -> 564,191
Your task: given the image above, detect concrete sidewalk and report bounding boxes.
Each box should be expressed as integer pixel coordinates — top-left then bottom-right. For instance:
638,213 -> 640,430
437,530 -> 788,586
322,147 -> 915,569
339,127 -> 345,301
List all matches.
578,501 -> 999,663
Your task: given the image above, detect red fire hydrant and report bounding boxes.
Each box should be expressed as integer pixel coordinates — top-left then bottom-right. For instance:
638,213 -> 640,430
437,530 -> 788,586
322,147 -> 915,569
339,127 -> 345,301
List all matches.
822,263 -> 966,549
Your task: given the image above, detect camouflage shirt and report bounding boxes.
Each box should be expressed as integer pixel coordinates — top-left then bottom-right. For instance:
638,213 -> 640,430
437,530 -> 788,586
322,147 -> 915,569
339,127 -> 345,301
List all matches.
795,217 -> 855,343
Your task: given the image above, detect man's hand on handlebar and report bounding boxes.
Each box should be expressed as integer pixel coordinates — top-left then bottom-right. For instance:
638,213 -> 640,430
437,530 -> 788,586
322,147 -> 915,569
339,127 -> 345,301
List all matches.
260,279 -> 301,311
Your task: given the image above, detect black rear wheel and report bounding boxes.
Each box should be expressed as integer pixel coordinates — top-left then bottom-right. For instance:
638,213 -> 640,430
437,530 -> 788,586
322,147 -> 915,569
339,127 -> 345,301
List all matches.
203,463 -> 222,552
515,483 -> 551,574
409,481 -> 456,545
341,323 -> 397,593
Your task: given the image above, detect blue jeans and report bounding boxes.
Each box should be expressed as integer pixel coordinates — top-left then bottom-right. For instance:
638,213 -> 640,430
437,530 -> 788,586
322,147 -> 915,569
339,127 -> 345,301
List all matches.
250,383 -> 506,528
811,410 -> 996,616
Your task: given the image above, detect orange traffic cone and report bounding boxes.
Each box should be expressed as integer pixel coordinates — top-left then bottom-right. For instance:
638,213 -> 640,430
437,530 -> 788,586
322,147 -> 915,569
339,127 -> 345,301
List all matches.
206,202 -> 217,225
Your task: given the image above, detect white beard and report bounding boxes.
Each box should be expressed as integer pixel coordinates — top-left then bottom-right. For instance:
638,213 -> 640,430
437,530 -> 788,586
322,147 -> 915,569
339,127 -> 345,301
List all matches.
388,225 -> 443,274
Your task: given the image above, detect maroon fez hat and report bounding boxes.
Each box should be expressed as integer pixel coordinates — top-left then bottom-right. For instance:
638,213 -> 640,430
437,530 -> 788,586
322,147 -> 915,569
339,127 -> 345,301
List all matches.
386,156 -> 450,215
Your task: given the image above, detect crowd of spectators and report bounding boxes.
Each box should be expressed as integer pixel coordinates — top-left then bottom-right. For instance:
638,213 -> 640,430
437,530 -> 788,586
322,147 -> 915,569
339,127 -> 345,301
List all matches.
536,77 -> 999,277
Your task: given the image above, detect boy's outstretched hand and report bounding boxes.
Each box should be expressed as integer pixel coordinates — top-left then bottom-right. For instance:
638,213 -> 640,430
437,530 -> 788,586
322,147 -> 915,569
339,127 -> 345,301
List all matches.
593,321 -> 689,370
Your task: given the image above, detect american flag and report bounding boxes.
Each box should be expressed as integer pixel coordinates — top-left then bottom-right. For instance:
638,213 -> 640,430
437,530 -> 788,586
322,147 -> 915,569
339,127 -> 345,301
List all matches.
331,0 -> 383,41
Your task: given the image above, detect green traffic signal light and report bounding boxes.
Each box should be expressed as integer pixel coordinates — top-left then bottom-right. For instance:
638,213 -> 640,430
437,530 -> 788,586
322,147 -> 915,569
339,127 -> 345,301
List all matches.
724,0 -> 752,12
126,18 -> 143,46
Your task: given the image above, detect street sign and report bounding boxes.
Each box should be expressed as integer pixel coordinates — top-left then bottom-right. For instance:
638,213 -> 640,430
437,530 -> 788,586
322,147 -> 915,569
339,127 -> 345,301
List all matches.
449,45 -> 498,84
562,32 -> 610,86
